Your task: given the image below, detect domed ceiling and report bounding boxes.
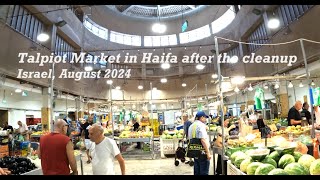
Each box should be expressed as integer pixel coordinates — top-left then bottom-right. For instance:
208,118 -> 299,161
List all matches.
106,5 -> 207,19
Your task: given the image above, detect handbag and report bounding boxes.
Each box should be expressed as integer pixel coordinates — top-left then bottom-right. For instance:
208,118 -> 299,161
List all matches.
185,125 -> 207,159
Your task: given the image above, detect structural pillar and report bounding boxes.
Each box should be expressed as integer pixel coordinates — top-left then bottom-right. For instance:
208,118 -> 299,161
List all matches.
42,88 -> 53,132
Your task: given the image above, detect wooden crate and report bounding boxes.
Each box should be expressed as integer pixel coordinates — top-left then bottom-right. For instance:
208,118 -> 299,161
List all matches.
0,152 -> 9,158
0,145 -> 8,153
227,161 -> 246,175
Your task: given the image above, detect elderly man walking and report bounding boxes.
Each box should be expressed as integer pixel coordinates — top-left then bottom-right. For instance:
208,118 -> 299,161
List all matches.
88,123 -> 125,175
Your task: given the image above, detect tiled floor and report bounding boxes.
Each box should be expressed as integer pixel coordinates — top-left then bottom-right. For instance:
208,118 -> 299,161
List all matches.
77,151 -> 219,175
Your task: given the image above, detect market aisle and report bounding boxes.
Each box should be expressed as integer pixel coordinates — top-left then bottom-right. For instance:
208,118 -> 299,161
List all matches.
79,155 -> 218,175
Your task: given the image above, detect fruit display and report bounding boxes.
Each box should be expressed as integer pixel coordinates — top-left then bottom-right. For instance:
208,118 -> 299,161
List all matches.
103,128 -> 113,135
227,138 -> 254,148
208,124 -> 218,131
31,131 -> 49,136
274,125 -> 310,136
74,150 -> 81,157
309,159 -> 320,175
0,156 -> 37,175
160,129 -> 184,139
228,145 -> 318,175
118,131 -> 152,138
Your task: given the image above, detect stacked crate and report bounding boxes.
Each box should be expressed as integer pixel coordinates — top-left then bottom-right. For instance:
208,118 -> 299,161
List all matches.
0,144 -> 9,158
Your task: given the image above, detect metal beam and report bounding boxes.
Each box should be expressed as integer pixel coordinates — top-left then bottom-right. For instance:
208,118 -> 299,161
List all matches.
187,5 -> 196,9
122,5 -> 134,14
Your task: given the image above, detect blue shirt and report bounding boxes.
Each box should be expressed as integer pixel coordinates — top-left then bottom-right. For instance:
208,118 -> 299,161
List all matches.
184,120 -> 192,139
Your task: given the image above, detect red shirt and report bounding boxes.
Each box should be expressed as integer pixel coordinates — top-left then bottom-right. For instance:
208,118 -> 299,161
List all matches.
40,133 -> 71,175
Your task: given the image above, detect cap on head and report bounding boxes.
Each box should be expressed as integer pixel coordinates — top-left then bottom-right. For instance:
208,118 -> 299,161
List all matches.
195,111 -> 209,118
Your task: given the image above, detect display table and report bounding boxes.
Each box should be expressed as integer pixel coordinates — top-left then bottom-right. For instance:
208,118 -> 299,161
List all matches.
160,138 -> 183,158
22,168 -> 43,175
227,160 -> 246,175
212,146 -> 229,175
114,137 -> 155,159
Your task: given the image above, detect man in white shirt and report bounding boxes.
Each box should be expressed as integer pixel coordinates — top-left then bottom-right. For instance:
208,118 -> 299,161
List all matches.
88,123 -> 125,175
188,111 -> 211,175
17,121 -> 29,140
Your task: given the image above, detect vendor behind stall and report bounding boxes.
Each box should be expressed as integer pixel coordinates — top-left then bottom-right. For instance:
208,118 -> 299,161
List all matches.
301,102 -> 311,125
287,101 -> 302,126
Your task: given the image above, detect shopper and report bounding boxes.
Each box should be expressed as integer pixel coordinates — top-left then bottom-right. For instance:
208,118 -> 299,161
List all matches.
3,122 -> 13,132
287,101 -> 303,126
81,115 -> 94,163
38,119 -> 78,175
17,121 -> 29,140
132,118 -> 141,149
215,118 -> 235,175
301,102 -> 311,125
188,111 -> 211,175
88,123 -> 125,175
182,113 -> 193,164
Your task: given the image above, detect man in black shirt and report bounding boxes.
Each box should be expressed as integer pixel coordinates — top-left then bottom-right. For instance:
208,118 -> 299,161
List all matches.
3,122 -> 13,133
301,102 -> 312,125
132,119 -> 141,149
287,101 -> 302,126
81,115 -> 94,163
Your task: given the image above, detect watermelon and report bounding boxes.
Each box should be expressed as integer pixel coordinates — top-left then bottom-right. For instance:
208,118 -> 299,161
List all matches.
278,154 -> 295,169
268,151 -> 280,162
255,164 -> 275,175
234,155 -> 249,168
246,162 -> 263,175
293,152 -> 303,162
262,157 -> 277,168
284,163 -> 309,175
297,154 -> 315,170
268,168 -> 289,175
310,159 -> 320,175
231,151 -> 246,163
240,158 -> 253,173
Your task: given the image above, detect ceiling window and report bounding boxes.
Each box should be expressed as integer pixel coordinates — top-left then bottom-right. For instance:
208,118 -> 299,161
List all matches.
144,34 -> 177,47
179,25 -> 211,44
211,6 -> 236,34
110,31 -> 141,46
83,16 -> 108,40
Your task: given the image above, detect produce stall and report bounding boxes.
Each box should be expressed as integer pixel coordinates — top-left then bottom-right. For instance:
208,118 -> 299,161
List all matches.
223,124 -> 320,175
115,130 -> 154,159
160,129 -> 184,158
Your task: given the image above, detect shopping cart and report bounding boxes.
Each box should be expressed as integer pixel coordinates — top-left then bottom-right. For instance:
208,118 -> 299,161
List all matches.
174,140 -> 194,166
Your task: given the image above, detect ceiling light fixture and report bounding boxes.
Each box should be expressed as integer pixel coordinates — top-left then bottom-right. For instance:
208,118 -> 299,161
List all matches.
84,66 -> 93,71
182,83 -> 187,87
311,80 -> 315,86
160,78 -> 167,83
229,56 -> 239,63
37,33 -> 49,42
299,81 -> 304,88
231,76 -> 245,85
196,64 -> 205,70
248,84 -> 253,91
268,18 -> 280,29
274,83 -> 280,89
115,86 -> 121,90
234,86 -> 240,93
152,23 -> 166,34
161,63 -> 170,69
15,89 -> 22,93
264,84 -> 269,89
138,85 -> 143,90
212,74 -> 218,79
288,81 -> 293,88
106,80 -> 113,85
